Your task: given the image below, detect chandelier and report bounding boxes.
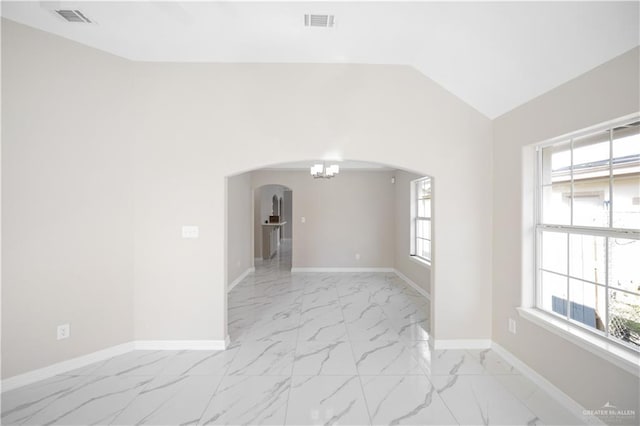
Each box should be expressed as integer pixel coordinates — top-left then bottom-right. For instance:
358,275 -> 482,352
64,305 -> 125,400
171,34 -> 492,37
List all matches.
310,163 -> 340,179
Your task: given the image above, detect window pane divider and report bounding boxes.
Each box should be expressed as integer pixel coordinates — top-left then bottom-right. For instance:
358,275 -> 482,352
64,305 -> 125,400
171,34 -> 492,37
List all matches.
539,268 -> 569,278
537,224 -> 640,239
570,138 -> 574,227
609,127 -> 613,229
605,235 -> 610,337
538,269 -> 638,298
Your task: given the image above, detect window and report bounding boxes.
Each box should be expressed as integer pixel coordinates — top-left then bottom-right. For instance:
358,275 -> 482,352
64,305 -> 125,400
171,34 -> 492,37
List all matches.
411,176 -> 432,263
536,118 -> 640,351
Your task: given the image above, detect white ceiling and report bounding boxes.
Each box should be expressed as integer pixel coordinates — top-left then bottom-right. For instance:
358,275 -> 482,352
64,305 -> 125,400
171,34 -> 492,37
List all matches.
2,1 -> 639,118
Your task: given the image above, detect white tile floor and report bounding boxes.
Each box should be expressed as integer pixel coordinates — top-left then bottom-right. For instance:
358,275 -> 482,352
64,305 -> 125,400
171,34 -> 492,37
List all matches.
2,241 -> 585,425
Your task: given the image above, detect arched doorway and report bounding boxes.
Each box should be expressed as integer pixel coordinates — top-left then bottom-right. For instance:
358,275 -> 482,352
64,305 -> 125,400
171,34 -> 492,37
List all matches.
225,160 -> 433,349
255,184 -> 292,272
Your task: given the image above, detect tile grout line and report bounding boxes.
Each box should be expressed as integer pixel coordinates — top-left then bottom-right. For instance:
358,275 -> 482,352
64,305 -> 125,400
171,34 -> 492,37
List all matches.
105,369 -> 163,424
388,273 -> 464,425
194,372 -> 227,425
196,302 -> 246,425
282,259 -> 304,426
463,349 -> 545,424
336,273 -> 375,426
386,274 -> 462,424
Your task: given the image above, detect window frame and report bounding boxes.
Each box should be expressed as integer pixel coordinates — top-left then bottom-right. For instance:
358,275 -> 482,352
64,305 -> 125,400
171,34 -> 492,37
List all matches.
411,176 -> 432,264
533,116 -> 640,354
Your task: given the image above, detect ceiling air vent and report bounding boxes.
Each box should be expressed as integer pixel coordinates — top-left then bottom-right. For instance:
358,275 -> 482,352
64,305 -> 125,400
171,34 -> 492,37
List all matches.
55,10 -> 92,23
304,14 -> 335,28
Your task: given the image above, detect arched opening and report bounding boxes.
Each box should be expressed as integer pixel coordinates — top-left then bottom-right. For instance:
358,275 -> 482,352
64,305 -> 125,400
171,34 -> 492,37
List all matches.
225,160 -> 434,351
255,184 -> 292,271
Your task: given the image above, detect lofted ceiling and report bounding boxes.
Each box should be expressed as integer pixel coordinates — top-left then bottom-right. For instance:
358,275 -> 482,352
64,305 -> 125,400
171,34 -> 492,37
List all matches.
2,1 -> 639,118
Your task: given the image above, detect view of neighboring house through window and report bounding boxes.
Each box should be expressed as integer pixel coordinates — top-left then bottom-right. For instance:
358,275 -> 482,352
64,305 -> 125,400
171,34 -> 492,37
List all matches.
537,118 -> 640,351
411,176 -> 432,263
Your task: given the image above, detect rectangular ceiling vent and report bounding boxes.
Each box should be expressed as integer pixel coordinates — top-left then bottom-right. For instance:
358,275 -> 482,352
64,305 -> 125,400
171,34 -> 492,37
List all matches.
55,10 -> 92,23
304,14 -> 335,28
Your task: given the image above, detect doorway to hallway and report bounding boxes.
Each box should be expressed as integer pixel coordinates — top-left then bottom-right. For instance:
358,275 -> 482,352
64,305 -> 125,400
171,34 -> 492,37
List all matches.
254,184 -> 292,271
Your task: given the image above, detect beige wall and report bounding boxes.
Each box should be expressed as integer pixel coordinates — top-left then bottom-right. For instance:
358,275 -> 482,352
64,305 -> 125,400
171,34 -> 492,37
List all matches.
493,47 -> 640,415
282,190 -> 292,239
1,20 -> 134,378
226,172 -> 253,287
131,58 -> 493,346
251,170 -> 395,268
393,170 -> 431,293
2,20 -> 493,378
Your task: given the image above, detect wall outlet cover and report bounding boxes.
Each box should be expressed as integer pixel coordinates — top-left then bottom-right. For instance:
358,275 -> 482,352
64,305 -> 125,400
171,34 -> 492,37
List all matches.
57,324 -> 70,340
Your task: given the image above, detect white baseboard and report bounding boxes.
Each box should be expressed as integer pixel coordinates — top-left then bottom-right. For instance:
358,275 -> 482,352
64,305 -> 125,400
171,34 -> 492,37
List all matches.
228,267 -> 255,292
291,267 -> 394,273
1,339 -> 229,392
433,339 -> 492,350
0,342 -> 135,392
491,342 -> 605,425
393,269 -> 431,300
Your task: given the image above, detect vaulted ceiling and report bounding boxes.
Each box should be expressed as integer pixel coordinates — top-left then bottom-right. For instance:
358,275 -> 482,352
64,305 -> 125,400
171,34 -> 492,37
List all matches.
2,1 -> 639,118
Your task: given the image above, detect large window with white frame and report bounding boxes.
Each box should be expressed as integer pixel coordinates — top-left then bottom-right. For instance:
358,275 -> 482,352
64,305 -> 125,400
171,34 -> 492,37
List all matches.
411,176 -> 432,263
536,117 -> 640,351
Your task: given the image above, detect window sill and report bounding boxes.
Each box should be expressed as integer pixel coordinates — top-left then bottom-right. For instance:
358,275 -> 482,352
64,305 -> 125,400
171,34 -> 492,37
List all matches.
409,255 -> 431,268
517,307 -> 640,377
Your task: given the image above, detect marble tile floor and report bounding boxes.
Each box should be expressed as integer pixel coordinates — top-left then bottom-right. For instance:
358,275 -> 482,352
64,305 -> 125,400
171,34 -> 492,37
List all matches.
2,245 -> 585,425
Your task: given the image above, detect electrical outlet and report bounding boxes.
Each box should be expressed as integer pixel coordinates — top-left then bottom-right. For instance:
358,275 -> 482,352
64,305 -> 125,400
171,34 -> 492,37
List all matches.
57,323 -> 70,340
355,253 -> 361,261
508,318 -> 517,334
301,217 -> 306,223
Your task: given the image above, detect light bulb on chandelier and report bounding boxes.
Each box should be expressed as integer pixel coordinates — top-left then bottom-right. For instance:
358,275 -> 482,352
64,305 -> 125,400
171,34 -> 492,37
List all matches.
310,163 -> 340,179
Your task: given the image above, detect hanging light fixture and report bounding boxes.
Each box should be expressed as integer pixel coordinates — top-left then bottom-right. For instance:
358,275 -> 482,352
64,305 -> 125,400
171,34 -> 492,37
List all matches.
310,163 -> 340,179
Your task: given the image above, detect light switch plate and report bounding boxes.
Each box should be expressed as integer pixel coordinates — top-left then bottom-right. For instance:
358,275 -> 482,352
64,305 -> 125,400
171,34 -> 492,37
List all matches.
182,226 -> 199,239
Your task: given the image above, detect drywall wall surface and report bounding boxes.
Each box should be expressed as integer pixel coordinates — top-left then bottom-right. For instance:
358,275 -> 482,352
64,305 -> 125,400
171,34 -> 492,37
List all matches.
283,190 -> 293,239
493,47 -> 640,416
251,170 -> 395,268
99,58 -> 495,344
393,170 -> 431,294
226,172 -> 253,287
3,21 -> 493,357
1,19 -> 134,378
